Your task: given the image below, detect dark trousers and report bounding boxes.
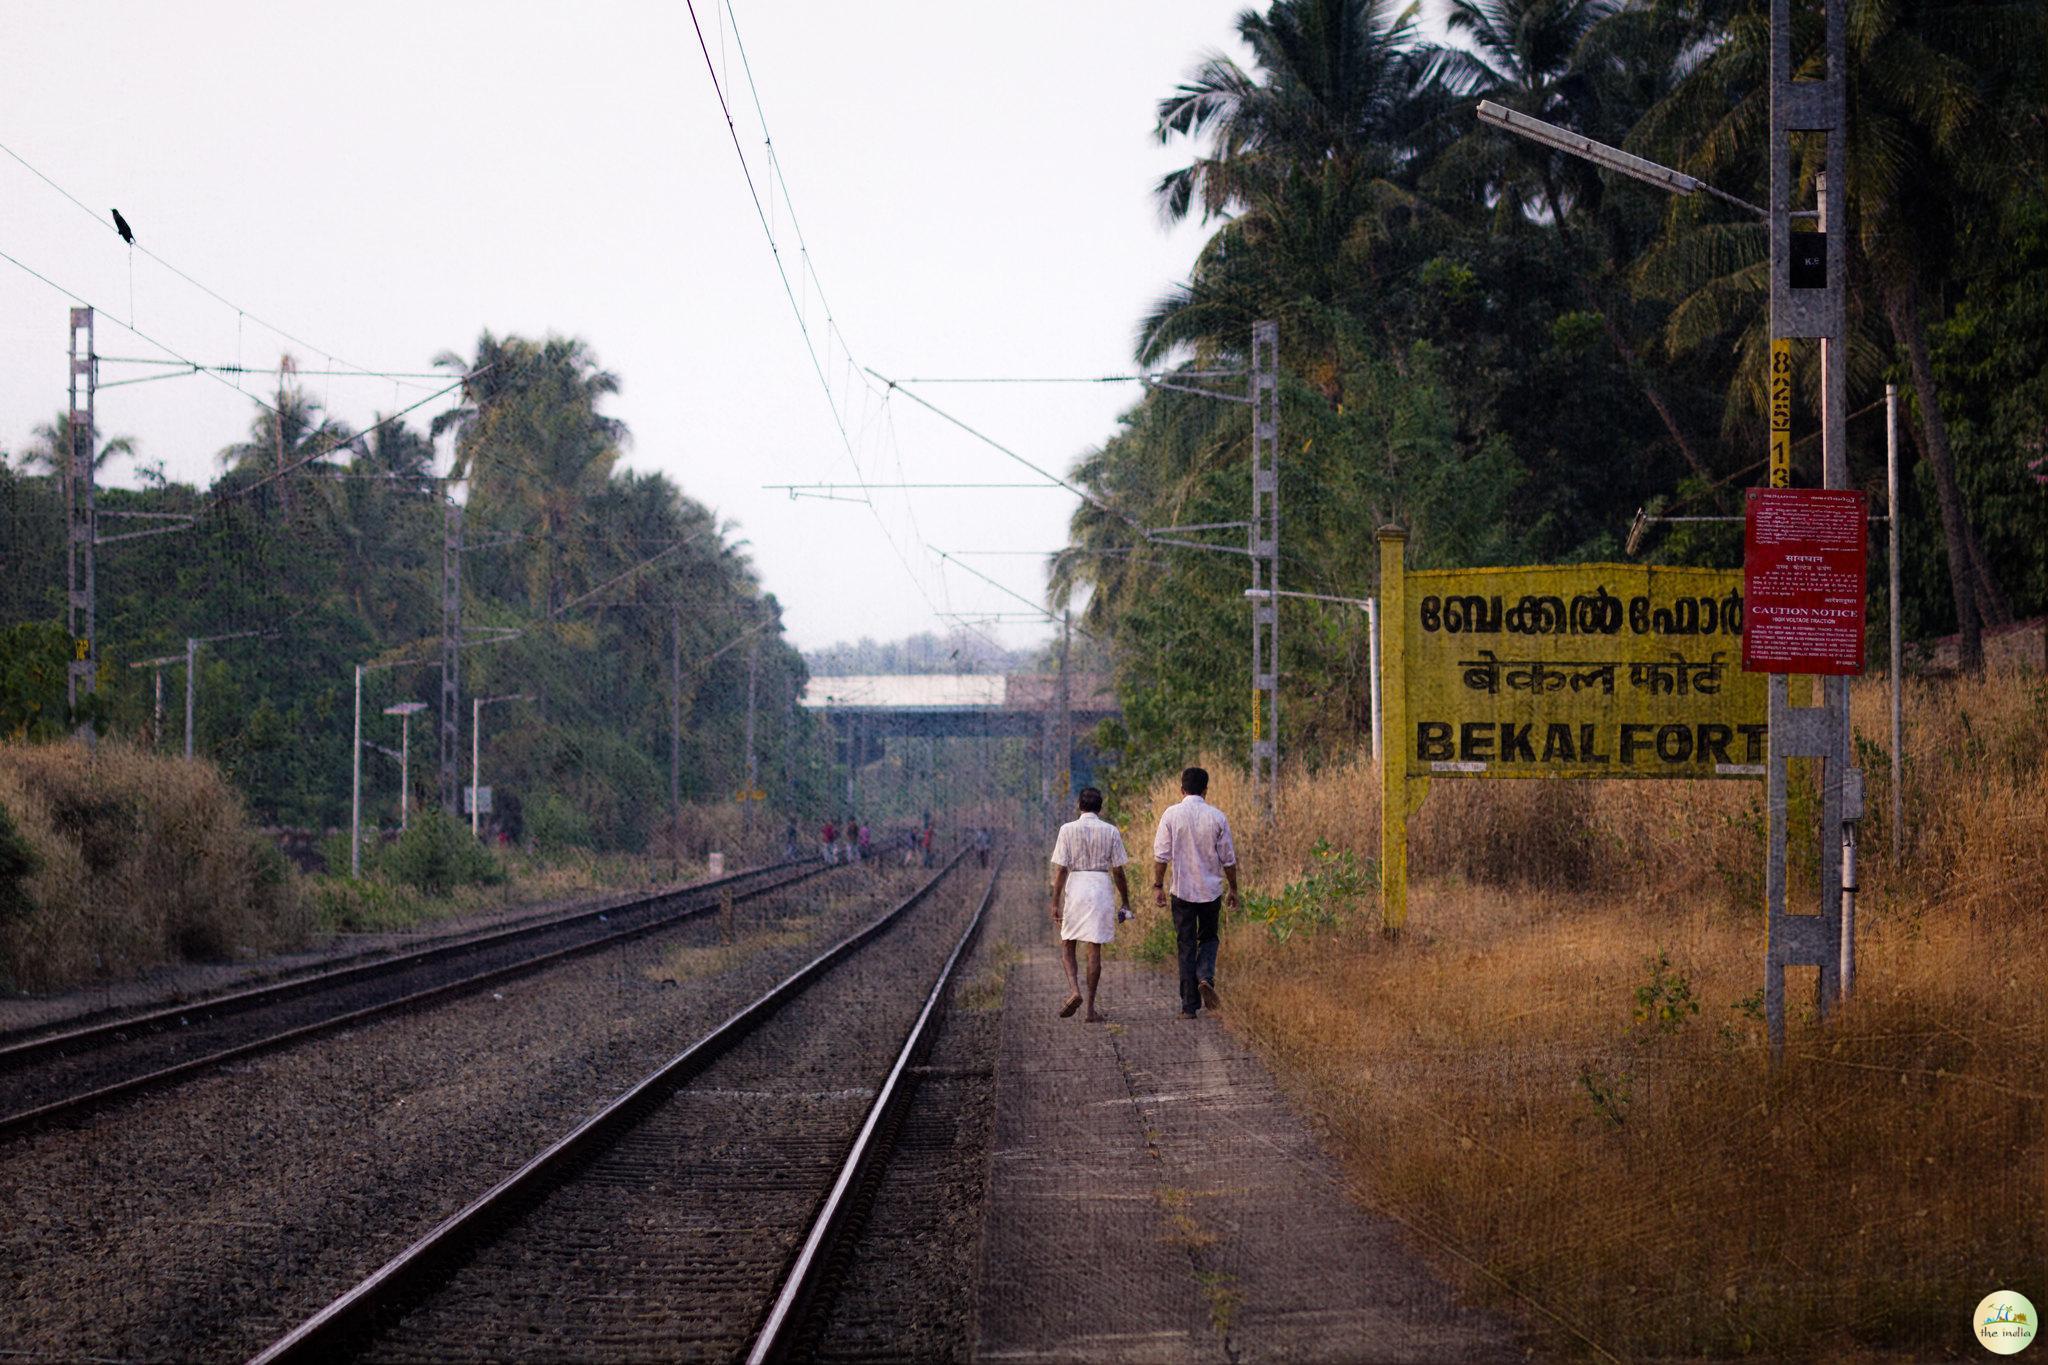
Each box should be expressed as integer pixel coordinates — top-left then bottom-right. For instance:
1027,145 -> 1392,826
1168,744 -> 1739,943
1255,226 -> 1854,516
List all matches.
1169,895 -> 1221,1014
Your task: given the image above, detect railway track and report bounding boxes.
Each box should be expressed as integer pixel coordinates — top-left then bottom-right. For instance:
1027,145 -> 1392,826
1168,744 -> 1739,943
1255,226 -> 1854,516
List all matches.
248,846 -> 1003,1364
0,858 -> 833,1139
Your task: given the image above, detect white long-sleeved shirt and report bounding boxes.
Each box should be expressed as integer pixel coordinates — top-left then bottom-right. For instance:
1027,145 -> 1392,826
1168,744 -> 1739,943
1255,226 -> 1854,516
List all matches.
1151,794 -> 1237,902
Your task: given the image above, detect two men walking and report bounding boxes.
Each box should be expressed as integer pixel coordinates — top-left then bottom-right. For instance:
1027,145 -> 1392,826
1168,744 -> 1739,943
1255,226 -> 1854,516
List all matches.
1047,767 -> 1238,1023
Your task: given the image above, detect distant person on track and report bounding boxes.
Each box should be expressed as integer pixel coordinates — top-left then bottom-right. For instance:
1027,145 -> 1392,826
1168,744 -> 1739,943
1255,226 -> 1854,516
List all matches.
1151,766 -> 1238,1020
975,827 -> 992,868
821,819 -> 839,865
920,823 -> 936,869
1049,787 -> 1132,1023
783,823 -> 801,862
858,823 -> 872,864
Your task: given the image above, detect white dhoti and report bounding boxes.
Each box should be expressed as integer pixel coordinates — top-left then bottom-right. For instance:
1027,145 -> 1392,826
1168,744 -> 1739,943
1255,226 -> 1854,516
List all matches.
1060,869 -> 1118,944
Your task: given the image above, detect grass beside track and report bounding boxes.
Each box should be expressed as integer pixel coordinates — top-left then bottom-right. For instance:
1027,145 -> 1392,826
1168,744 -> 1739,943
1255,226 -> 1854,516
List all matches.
307,848 -> 711,934
1115,671 -> 2044,1359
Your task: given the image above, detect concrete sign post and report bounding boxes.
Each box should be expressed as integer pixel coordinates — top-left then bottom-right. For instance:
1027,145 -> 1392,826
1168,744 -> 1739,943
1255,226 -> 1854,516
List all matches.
1760,0 -> 1857,1053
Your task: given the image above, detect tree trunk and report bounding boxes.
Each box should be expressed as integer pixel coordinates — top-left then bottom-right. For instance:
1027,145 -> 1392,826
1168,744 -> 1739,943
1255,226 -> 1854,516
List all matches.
1885,276 -> 1993,670
1545,179 -> 1713,483
1598,314 -> 1714,481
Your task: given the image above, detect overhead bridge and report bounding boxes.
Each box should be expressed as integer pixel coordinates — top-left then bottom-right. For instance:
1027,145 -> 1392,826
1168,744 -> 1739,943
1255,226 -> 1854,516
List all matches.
801,673 -> 1119,802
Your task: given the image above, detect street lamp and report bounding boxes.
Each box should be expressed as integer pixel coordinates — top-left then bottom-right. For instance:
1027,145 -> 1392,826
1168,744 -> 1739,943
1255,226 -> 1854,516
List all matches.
471,693 -> 534,839
382,702 -> 430,832
126,629 -> 264,760
1244,588 -> 1382,762
352,656 -> 431,879
1475,101 -> 1765,218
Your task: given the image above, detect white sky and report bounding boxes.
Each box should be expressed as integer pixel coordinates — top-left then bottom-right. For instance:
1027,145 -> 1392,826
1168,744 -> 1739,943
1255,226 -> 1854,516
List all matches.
1,2 -> 1442,653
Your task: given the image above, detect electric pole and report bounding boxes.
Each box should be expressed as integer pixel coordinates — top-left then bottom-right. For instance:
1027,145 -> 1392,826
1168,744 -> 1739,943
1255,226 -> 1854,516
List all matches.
65,308 -> 97,740
1763,0 -> 1857,1049
1141,319 -> 1282,824
1249,319 -> 1280,826
1055,611 -> 1072,810
671,603 -> 683,847
439,495 -> 463,814
743,638 -> 760,845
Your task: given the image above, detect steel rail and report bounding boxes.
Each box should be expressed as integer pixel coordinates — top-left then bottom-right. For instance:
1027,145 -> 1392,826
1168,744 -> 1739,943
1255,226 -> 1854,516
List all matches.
0,859 -> 806,1070
247,847 -> 977,1365
0,861 -> 833,1141
747,849 -> 1006,1363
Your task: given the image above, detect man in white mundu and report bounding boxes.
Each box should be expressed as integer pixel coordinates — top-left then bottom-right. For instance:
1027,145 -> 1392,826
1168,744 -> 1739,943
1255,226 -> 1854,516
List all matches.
1048,787 -> 1134,1022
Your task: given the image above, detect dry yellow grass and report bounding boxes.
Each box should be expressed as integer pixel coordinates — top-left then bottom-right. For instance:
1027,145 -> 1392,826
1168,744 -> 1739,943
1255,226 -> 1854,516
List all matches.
1123,671 -> 2045,1359
0,740 -> 310,990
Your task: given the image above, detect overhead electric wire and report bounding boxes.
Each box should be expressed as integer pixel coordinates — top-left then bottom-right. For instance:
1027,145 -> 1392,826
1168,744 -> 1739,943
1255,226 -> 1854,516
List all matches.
0,238 -> 476,503
867,370 -> 1144,532
100,356 -> 450,379
0,243 -> 282,412
0,137 -> 434,391
681,0 -> 965,639
933,548 -> 1103,644
888,375 -> 1144,384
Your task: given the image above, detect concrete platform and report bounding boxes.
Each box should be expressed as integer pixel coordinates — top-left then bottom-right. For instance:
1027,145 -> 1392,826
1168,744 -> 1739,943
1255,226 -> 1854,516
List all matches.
974,894 -> 1518,1364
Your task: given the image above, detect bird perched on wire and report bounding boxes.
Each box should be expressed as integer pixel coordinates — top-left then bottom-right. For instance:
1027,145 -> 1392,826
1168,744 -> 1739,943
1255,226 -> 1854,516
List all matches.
111,208 -> 135,246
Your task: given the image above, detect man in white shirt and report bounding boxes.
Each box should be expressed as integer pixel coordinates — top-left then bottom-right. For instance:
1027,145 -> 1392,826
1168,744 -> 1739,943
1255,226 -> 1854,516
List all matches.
1150,766 -> 1239,1019
1048,787 -> 1133,1023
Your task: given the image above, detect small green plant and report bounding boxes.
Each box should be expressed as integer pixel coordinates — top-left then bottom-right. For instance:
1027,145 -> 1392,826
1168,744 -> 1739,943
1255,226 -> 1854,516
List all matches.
1238,839 -> 1376,943
382,809 -> 503,895
1578,1063 -> 1633,1126
1632,948 -> 1700,1034
1129,909 -> 1179,964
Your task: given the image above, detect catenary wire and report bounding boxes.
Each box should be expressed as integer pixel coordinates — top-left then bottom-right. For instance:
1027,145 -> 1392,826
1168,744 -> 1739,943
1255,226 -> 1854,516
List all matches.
0,138 -> 436,391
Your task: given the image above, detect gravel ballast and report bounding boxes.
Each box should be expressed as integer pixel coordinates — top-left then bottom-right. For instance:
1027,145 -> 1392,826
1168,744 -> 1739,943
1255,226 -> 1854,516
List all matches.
0,862 -> 936,1362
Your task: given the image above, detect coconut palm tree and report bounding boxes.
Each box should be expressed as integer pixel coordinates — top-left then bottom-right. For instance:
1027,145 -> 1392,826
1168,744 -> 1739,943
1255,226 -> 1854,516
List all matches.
1143,0 -> 1448,392
218,384 -> 358,515
20,412 -> 136,478
1154,0 -> 1441,225
431,332 -> 629,614
1633,0 -> 2037,665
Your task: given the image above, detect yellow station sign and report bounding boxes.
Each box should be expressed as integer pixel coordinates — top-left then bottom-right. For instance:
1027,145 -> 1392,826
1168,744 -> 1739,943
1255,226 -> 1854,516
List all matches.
1376,528 -> 1766,931
1403,563 -> 1765,781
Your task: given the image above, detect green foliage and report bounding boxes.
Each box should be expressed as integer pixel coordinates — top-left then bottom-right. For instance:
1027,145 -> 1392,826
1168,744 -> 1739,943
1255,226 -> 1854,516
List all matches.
1631,949 -> 1701,1035
0,622 -> 81,742
309,874 -> 435,933
0,799 -> 39,923
1578,1063 -> 1633,1127
525,791 -> 595,853
1238,838 -> 1376,942
0,328 -> 835,841
381,809 -> 504,895
1063,0 -> 2044,756
1128,908 -> 1180,965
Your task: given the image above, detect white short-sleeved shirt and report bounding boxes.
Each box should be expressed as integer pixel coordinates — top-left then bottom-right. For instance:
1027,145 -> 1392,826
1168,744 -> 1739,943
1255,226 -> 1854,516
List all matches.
1151,794 -> 1237,902
1049,812 -> 1129,873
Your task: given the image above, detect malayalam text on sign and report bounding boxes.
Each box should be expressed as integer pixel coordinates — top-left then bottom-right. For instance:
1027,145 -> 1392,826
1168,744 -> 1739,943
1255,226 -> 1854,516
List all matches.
1742,488 -> 1868,676
1403,564 -> 1766,780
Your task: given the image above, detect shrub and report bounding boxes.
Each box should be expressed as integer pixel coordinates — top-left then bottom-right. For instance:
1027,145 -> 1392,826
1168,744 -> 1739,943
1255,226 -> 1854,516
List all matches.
0,740 -> 308,990
382,808 -> 503,895
0,799 -> 39,923
1238,839 -> 1375,943
526,792 -> 594,853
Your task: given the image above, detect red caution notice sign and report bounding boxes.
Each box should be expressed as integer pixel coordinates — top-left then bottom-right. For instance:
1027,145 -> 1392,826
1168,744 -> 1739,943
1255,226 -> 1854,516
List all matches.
1742,488 -> 1869,675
